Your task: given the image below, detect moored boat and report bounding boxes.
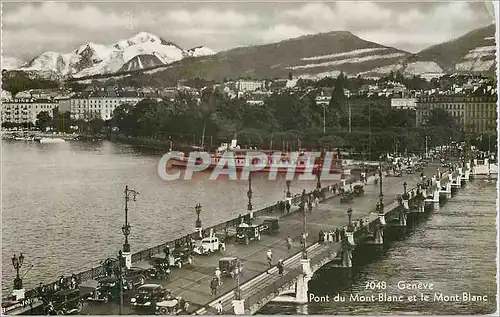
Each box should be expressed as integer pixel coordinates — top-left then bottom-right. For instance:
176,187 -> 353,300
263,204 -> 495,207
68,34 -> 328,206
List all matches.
38,137 -> 66,144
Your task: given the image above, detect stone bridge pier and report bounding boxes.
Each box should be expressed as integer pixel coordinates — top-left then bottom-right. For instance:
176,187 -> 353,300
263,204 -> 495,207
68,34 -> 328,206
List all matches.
340,232 -> 356,268
295,258 -> 313,304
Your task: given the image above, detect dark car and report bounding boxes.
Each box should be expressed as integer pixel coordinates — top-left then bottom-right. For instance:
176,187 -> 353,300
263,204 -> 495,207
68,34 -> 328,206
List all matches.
170,249 -> 193,268
219,257 -> 243,278
123,267 -> 146,290
130,284 -> 167,310
50,289 -> 83,315
87,276 -> 120,302
149,256 -> 172,279
261,217 -> 279,234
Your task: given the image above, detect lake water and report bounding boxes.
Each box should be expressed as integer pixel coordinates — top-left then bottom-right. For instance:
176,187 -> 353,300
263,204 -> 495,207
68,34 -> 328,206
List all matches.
2,140 -> 321,293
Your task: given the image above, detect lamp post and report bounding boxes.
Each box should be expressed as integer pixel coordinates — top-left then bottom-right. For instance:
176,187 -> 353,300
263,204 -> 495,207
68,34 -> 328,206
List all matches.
285,180 -> 291,198
234,257 -> 242,300
378,161 -> 384,211
12,253 -> 24,290
247,172 -> 253,213
195,203 -> 202,229
347,207 -> 354,232
118,250 -> 125,315
300,189 -> 308,259
123,186 -> 139,254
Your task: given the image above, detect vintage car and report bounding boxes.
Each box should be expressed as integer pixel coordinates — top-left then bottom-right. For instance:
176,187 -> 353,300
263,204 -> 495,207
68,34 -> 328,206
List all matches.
170,248 -> 193,268
130,284 -> 167,311
235,223 -> 264,245
155,292 -> 186,315
123,267 -> 147,290
219,257 -> 242,278
261,217 -> 279,234
149,256 -> 172,279
86,277 -> 120,302
50,289 -> 84,315
340,193 -> 353,204
353,185 -> 364,197
194,237 -> 224,255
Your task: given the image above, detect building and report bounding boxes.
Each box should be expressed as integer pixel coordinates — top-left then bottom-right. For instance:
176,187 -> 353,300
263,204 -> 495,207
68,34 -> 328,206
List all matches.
70,96 -> 144,120
391,98 -> 417,110
237,80 -> 265,93
415,95 -> 497,134
1,98 -> 59,124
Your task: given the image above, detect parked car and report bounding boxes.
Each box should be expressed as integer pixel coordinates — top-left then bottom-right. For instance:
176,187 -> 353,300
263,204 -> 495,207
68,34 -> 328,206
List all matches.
123,267 -> 146,290
193,237 -> 225,255
86,277 -> 120,302
130,284 -> 167,311
170,248 -> 193,268
219,257 -> 242,278
50,289 -> 84,315
155,292 -> 186,315
149,256 -> 172,279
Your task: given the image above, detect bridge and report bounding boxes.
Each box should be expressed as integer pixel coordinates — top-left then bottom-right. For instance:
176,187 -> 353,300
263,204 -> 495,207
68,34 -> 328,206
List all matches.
2,161 -> 472,315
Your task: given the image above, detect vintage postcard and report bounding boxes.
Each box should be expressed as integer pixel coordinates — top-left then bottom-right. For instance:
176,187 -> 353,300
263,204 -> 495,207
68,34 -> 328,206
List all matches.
1,0 -> 498,315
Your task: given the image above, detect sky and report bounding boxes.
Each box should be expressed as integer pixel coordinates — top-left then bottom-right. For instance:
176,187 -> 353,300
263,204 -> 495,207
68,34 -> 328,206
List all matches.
2,0 -> 495,61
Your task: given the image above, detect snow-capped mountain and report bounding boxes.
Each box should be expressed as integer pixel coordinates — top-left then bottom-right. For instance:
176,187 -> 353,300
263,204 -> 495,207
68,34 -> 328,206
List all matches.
1,56 -> 25,70
18,32 -> 213,78
185,46 -> 216,58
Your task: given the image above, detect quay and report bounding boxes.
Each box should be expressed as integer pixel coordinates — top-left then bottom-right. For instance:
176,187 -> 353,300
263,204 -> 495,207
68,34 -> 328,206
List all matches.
3,160 -> 473,315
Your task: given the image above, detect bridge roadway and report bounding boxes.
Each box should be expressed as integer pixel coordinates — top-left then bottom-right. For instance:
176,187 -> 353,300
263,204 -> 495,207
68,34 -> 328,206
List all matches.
82,166 -> 436,315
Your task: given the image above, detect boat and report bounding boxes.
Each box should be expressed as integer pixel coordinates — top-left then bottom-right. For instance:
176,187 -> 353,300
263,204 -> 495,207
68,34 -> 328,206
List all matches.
169,140 -> 343,173
38,138 -> 66,144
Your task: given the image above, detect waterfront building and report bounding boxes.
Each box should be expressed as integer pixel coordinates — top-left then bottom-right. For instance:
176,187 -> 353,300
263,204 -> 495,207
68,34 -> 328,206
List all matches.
70,96 -> 144,120
415,94 -> 497,134
1,98 -> 59,124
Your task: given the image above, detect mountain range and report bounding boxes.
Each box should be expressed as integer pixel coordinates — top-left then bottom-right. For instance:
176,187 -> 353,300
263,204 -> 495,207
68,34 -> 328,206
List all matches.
1,25 -> 496,82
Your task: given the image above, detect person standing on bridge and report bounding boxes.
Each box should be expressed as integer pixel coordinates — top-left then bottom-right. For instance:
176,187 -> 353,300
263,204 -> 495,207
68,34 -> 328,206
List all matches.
266,249 -> 273,268
215,301 -> 223,314
277,259 -> 284,276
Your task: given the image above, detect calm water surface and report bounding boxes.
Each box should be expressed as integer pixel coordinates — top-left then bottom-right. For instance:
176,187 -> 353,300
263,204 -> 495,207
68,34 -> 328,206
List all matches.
259,180 -> 497,314
2,140 -> 321,292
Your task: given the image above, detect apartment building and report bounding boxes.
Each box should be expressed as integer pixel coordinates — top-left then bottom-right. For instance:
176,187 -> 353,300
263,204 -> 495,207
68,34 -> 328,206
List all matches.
415,95 -> 497,134
237,80 -> 265,92
1,98 -> 59,124
391,98 -> 417,110
70,96 -> 144,120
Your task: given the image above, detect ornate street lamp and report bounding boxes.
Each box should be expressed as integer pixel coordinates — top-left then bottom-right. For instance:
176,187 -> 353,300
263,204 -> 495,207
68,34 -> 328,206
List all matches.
247,173 -> 253,212
234,258 -> 242,300
123,186 -> 139,253
285,180 -> 291,198
347,208 -> 354,232
300,189 -> 308,259
195,203 -> 202,229
12,253 -> 24,290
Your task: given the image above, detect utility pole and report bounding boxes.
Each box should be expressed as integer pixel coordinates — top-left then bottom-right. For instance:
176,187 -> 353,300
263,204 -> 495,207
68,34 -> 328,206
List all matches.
323,104 -> 326,134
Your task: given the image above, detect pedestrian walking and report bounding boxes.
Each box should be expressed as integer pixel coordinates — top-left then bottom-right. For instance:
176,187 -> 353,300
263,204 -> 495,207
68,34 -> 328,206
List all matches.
286,201 -> 291,213
286,236 -> 292,251
266,249 -> 273,268
215,268 -> 222,286
318,230 -> 324,244
210,277 -> 218,296
215,301 -> 223,315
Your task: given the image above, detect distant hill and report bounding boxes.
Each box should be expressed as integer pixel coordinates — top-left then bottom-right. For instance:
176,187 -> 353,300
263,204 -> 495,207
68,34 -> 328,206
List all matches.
406,24 -> 496,74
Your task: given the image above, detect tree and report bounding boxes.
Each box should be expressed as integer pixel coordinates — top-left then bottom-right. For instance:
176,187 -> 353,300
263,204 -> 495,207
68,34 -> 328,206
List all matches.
35,111 -> 52,131
288,72 -> 293,80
